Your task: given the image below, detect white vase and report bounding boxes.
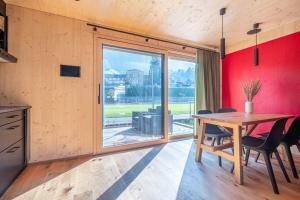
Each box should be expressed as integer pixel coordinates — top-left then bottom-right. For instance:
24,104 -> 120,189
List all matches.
245,101 -> 253,113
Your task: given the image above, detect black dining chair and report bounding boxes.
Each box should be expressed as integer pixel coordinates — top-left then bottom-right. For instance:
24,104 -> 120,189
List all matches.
197,110 -> 232,167
252,116 -> 300,179
217,108 -> 237,172
216,108 -> 237,138
281,116 -> 300,178
243,118 -> 290,194
217,108 -> 237,113
216,108 -> 237,144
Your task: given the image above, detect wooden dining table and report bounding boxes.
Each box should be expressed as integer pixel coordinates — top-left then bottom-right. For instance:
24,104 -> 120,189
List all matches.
192,112 -> 294,185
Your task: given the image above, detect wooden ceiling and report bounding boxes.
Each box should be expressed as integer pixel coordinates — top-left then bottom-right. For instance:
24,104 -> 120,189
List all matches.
5,0 -> 300,48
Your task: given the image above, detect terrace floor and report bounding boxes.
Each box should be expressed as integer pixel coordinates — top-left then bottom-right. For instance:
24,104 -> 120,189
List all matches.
103,123 -> 193,147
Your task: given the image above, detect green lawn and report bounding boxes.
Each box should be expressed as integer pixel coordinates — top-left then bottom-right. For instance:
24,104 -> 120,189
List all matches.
104,103 -> 195,118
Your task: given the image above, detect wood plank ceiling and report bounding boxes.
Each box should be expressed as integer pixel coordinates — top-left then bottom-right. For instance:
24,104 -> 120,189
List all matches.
6,0 -> 300,48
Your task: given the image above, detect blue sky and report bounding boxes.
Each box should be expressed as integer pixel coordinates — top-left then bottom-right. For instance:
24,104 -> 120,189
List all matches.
103,46 -> 196,74
103,46 -> 156,73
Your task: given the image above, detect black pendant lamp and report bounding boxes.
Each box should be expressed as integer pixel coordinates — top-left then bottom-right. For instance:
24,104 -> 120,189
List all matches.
220,8 -> 226,59
247,23 -> 261,66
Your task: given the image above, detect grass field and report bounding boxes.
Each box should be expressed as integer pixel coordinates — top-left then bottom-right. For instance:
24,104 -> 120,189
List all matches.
104,103 -> 195,118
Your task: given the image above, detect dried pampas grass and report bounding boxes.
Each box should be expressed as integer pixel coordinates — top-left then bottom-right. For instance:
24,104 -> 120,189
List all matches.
242,80 -> 262,102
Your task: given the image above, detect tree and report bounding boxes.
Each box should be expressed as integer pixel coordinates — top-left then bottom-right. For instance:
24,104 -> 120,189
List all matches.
107,89 -> 114,98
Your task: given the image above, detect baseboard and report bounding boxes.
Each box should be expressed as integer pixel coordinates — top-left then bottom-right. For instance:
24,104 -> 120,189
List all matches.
27,153 -> 93,165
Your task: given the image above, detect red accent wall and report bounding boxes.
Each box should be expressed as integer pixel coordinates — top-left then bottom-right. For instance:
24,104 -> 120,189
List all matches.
222,32 -> 300,134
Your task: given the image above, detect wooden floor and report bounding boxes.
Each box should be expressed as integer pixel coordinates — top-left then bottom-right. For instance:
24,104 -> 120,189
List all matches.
2,139 -> 300,200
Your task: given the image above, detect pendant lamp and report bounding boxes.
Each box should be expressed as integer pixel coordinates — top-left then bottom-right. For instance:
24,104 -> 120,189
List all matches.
220,8 -> 226,59
247,23 -> 261,66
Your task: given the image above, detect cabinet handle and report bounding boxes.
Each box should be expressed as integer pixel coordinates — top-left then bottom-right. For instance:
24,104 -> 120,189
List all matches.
6,114 -> 19,118
6,146 -> 20,153
6,125 -> 20,130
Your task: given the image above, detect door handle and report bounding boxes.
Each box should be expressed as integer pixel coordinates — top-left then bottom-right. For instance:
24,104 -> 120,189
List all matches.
98,83 -> 101,104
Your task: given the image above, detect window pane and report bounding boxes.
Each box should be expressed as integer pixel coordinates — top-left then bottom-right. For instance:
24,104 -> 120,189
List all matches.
102,45 -> 164,147
168,57 -> 196,136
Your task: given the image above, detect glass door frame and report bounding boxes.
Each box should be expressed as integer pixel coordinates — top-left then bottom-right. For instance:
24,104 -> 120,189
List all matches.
94,37 -> 169,154
167,53 -> 197,140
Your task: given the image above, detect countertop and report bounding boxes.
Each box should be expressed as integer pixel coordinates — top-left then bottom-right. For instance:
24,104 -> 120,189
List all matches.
0,106 -> 31,114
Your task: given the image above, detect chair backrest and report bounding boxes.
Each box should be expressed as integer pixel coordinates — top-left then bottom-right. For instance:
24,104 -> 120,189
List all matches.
197,110 -> 221,133
261,118 -> 288,151
198,110 -> 212,115
282,116 -> 300,146
217,108 -> 237,113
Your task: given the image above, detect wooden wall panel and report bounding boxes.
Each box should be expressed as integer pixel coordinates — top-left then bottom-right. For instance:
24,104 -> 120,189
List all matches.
0,5 -> 94,162
6,0 -> 300,49
90,26 -> 198,56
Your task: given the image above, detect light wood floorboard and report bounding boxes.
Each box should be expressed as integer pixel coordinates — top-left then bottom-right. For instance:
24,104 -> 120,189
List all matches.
1,139 -> 300,200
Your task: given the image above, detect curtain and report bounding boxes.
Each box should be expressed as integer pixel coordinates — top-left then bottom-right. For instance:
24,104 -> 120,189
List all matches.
194,49 -> 221,136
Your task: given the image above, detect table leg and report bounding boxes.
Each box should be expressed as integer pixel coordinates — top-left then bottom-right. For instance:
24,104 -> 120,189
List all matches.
244,124 -> 257,136
233,125 -> 243,184
195,120 -> 206,162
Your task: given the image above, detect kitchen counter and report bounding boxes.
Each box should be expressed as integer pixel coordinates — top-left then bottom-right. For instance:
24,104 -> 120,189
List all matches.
0,106 -> 31,114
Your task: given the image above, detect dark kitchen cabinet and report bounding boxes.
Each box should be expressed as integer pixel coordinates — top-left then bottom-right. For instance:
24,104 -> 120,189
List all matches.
0,120 -> 24,152
0,140 -> 25,194
0,106 -> 30,197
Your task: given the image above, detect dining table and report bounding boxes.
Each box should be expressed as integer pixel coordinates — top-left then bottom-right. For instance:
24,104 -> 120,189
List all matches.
192,112 -> 294,185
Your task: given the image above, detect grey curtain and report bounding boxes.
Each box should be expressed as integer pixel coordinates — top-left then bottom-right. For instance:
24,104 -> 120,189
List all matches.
194,49 -> 221,136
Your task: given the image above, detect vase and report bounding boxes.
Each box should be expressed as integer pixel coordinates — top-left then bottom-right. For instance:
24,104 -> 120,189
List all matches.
245,101 -> 253,113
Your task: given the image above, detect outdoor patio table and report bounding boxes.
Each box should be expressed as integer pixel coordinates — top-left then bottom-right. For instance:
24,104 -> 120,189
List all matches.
192,112 -> 293,185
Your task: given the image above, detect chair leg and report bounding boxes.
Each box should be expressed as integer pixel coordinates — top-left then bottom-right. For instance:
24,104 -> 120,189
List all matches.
230,141 -> 234,173
211,137 -> 216,146
225,137 -> 234,173
255,152 -> 260,162
263,151 -> 279,194
283,143 -> 298,179
274,149 -> 291,183
245,148 -> 250,166
297,145 -> 300,153
217,137 -> 222,167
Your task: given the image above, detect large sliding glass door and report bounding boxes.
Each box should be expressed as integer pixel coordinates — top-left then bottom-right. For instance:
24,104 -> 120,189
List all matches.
102,44 -> 165,148
96,38 -> 196,153
168,57 -> 196,137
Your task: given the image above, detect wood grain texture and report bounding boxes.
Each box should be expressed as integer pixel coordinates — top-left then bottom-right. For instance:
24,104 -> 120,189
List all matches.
5,0 -> 300,49
193,112 -> 294,126
195,119 -> 205,162
193,113 -> 293,185
0,5 -> 94,162
227,19 -> 300,53
0,5 -> 198,163
1,139 -> 300,200
233,124 -> 243,184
